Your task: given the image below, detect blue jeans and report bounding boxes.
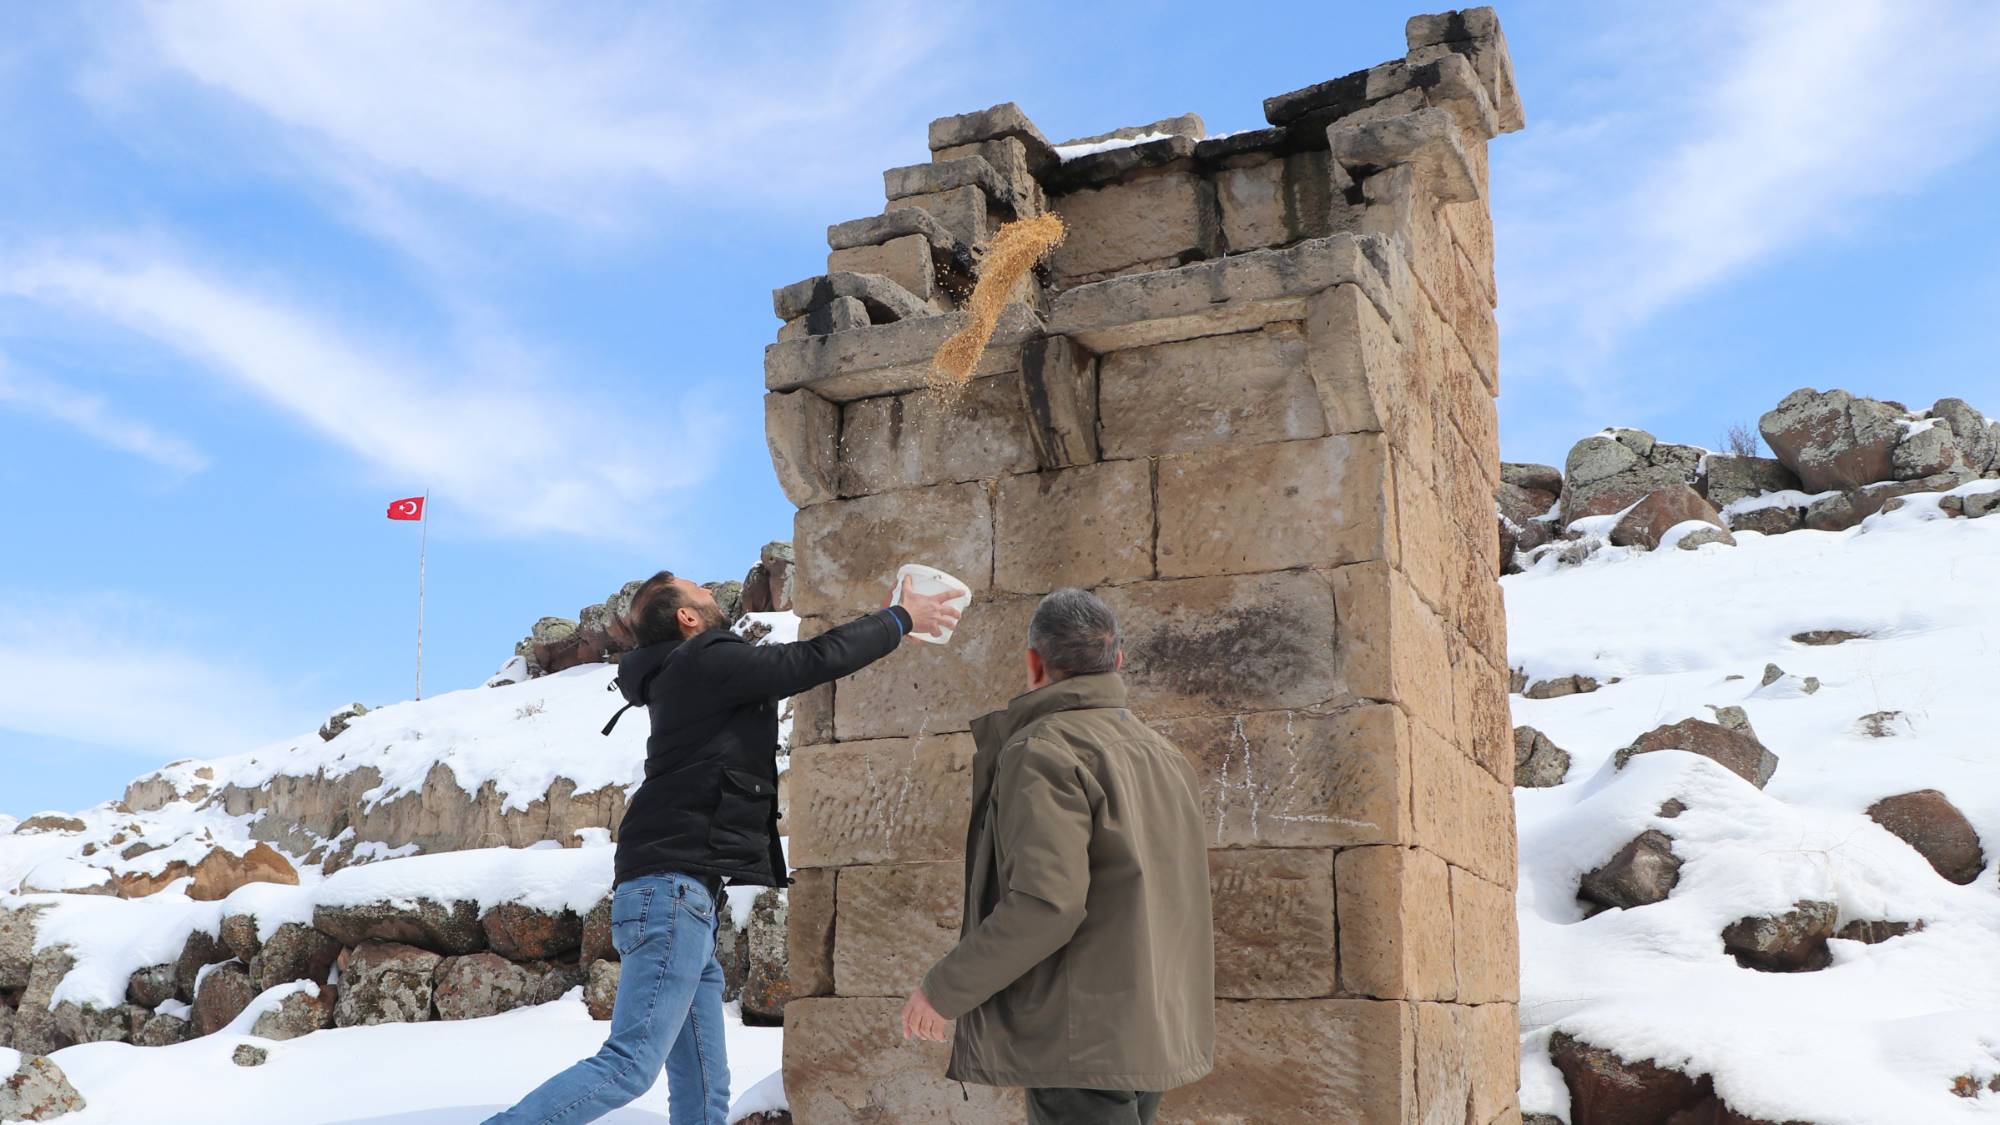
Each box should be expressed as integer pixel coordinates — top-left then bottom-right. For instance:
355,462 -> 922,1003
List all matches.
484,872 -> 731,1125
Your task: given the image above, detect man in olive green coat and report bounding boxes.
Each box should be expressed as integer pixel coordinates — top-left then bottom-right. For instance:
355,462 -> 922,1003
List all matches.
899,587 -> 1215,1125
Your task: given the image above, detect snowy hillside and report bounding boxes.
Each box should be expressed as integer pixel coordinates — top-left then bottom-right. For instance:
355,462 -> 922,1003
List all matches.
1508,493 -> 2000,1122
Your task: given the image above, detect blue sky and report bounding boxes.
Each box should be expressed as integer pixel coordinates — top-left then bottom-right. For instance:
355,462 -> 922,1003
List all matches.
4,1 -> 1998,818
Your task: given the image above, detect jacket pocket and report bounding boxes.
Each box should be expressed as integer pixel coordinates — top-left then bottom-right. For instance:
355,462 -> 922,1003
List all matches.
708,767 -> 776,858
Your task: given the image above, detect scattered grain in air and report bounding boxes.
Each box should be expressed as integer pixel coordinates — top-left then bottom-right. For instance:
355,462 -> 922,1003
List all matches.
928,212 -> 1066,406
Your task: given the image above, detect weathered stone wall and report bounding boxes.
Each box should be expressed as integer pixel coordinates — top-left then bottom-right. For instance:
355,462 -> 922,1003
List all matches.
766,9 -> 1523,1123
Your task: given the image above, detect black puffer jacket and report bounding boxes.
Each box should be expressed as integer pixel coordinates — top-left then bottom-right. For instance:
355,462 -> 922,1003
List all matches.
611,608 -> 906,888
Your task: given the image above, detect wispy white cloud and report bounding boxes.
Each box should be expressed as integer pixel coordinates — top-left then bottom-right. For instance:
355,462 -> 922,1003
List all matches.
3,246 -> 729,539
84,0 -> 959,260
0,356 -> 208,473
1497,0 -> 2000,406
0,592 -> 306,762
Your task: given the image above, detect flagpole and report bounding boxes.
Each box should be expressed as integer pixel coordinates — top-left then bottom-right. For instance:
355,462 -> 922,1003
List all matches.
417,491 -> 428,701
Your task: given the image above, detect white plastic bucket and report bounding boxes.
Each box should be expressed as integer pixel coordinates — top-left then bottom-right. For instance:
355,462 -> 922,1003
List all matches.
892,563 -> 973,645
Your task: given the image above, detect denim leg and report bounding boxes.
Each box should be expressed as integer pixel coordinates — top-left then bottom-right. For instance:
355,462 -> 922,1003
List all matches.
663,904 -> 732,1125
483,874 -> 706,1125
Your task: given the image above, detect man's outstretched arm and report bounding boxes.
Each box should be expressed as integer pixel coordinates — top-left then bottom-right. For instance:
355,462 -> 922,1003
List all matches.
706,606 -> 907,706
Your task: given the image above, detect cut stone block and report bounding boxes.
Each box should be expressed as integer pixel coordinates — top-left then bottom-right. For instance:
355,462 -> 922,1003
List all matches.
884,155 -> 1007,205
933,136 -> 1046,217
833,595 -> 1039,740
994,459 -> 1154,593
1169,999 -> 1415,1123
1335,846 -> 1455,1000
1017,334 -> 1099,469
836,374 -> 1037,497
1450,866 -> 1517,1002
1156,704 -> 1415,849
886,184 -> 994,250
832,862 -> 961,997
928,102 -> 1058,175
1103,570 -> 1341,720
792,481 -> 991,619
1098,324 -> 1328,458
1047,135 -> 1200,194
786,867 -> 836,998
828,234 -> 935,304
828,206 -> 960,254
1156,434 -> 1391,577
785,997 -> 1017,1123
765,301 -> 1042,402
1214,148 -> 1340,252
1049,233 -> 1386,353
1331,106 -> 1481,205
1210,848 -> 1336,998
786,735 -> 975,868
1050,171 -> 1213,284
772,271 -> 929,323
1328,561 -> 1455,742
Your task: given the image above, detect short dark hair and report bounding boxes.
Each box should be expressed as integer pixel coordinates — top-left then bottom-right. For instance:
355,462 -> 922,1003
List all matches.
1029,588 -> 1120,679
628,570 -> 691,647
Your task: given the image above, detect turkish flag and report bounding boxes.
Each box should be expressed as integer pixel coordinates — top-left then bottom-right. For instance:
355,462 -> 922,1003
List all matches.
386,496 -> 425,521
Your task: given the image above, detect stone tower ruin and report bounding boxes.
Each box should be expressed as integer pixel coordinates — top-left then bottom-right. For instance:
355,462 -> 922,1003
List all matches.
763,8 -> 1524,1122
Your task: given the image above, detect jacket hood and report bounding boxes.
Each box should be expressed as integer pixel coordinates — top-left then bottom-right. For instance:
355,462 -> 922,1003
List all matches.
615,640 -> 680,705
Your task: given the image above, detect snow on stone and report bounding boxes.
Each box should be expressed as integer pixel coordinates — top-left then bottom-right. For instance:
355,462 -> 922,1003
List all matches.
42,992 -> 783,1124
1721,487 -> 1837,516
1054,130 -> 1173,161
1508,506 -> 2000,1123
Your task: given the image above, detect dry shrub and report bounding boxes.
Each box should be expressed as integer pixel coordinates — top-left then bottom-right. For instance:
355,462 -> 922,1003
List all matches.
929,212 -> 1066,401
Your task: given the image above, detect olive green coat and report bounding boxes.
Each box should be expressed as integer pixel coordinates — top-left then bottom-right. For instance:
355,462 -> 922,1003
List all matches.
921,673 -> 1216,1091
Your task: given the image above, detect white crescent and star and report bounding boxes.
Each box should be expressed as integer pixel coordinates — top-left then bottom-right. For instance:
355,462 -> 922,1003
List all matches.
394,500 -> 420,516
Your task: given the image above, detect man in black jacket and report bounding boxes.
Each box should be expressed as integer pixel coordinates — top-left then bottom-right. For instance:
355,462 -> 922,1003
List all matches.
486,570 -> 960,1125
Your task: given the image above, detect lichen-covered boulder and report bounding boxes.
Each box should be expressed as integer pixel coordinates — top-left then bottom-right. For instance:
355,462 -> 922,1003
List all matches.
1579,830 -> 1682,912
1721,900 -> 1837,972
0,905 -> 45,991
14,946 -> 78,1055
50,1001 -> 138,1046
333,942 -> 440,1027
250,984 -> 337,1041
1760,388 -> 1907,492
218,914 -> 262,964
1804,471 -> 1971,531
1609,486 -> 1732,551
1930,397 -> 2000,474
584,959 -> 620,1021
1561,429 -> 1701,525
1615,718 -> 1778,789
1512,726 -> 1571,789
0,1054 -> 86,1120
1700,454 -> 1801,509
248,922 -> 342,993
1892,419 -> 1966,480
134,1010 -> 192,1046
1549,1030 -> 1712,1123
314,898 -> 485,955
433,952 -> 542,1021
1866,789 -> 1986,885
579,895 -> 616,965
740,889 -> 791,1025
480,902 -> 582,961
232,1044 -> 268,1067
172,927 -> 232,1003
192,960 -> 257,1036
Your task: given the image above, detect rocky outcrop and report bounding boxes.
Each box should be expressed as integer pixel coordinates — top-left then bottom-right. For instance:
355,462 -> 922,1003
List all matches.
318,703 -> 368,742
1759,388 -> 1909,493
742,541 -> 795,614
1579,830 -> 1682,912
739,888 -> 791,1025
1614,718 -> 1778,789
188,843 -> 298,902
1701,455 -> 1801,509
249,922 -> 341,993
433,952 -> 553,1021
1608,485 -> 1732,552
1562,429 -> 1703,526
1866,790 -> 1986,885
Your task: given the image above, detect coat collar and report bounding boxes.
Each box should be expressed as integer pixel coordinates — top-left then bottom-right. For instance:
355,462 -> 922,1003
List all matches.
970,672 -> 1129,752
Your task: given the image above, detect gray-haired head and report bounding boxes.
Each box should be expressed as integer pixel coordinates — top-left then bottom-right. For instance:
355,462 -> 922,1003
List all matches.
1028,588 -> 1121,680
